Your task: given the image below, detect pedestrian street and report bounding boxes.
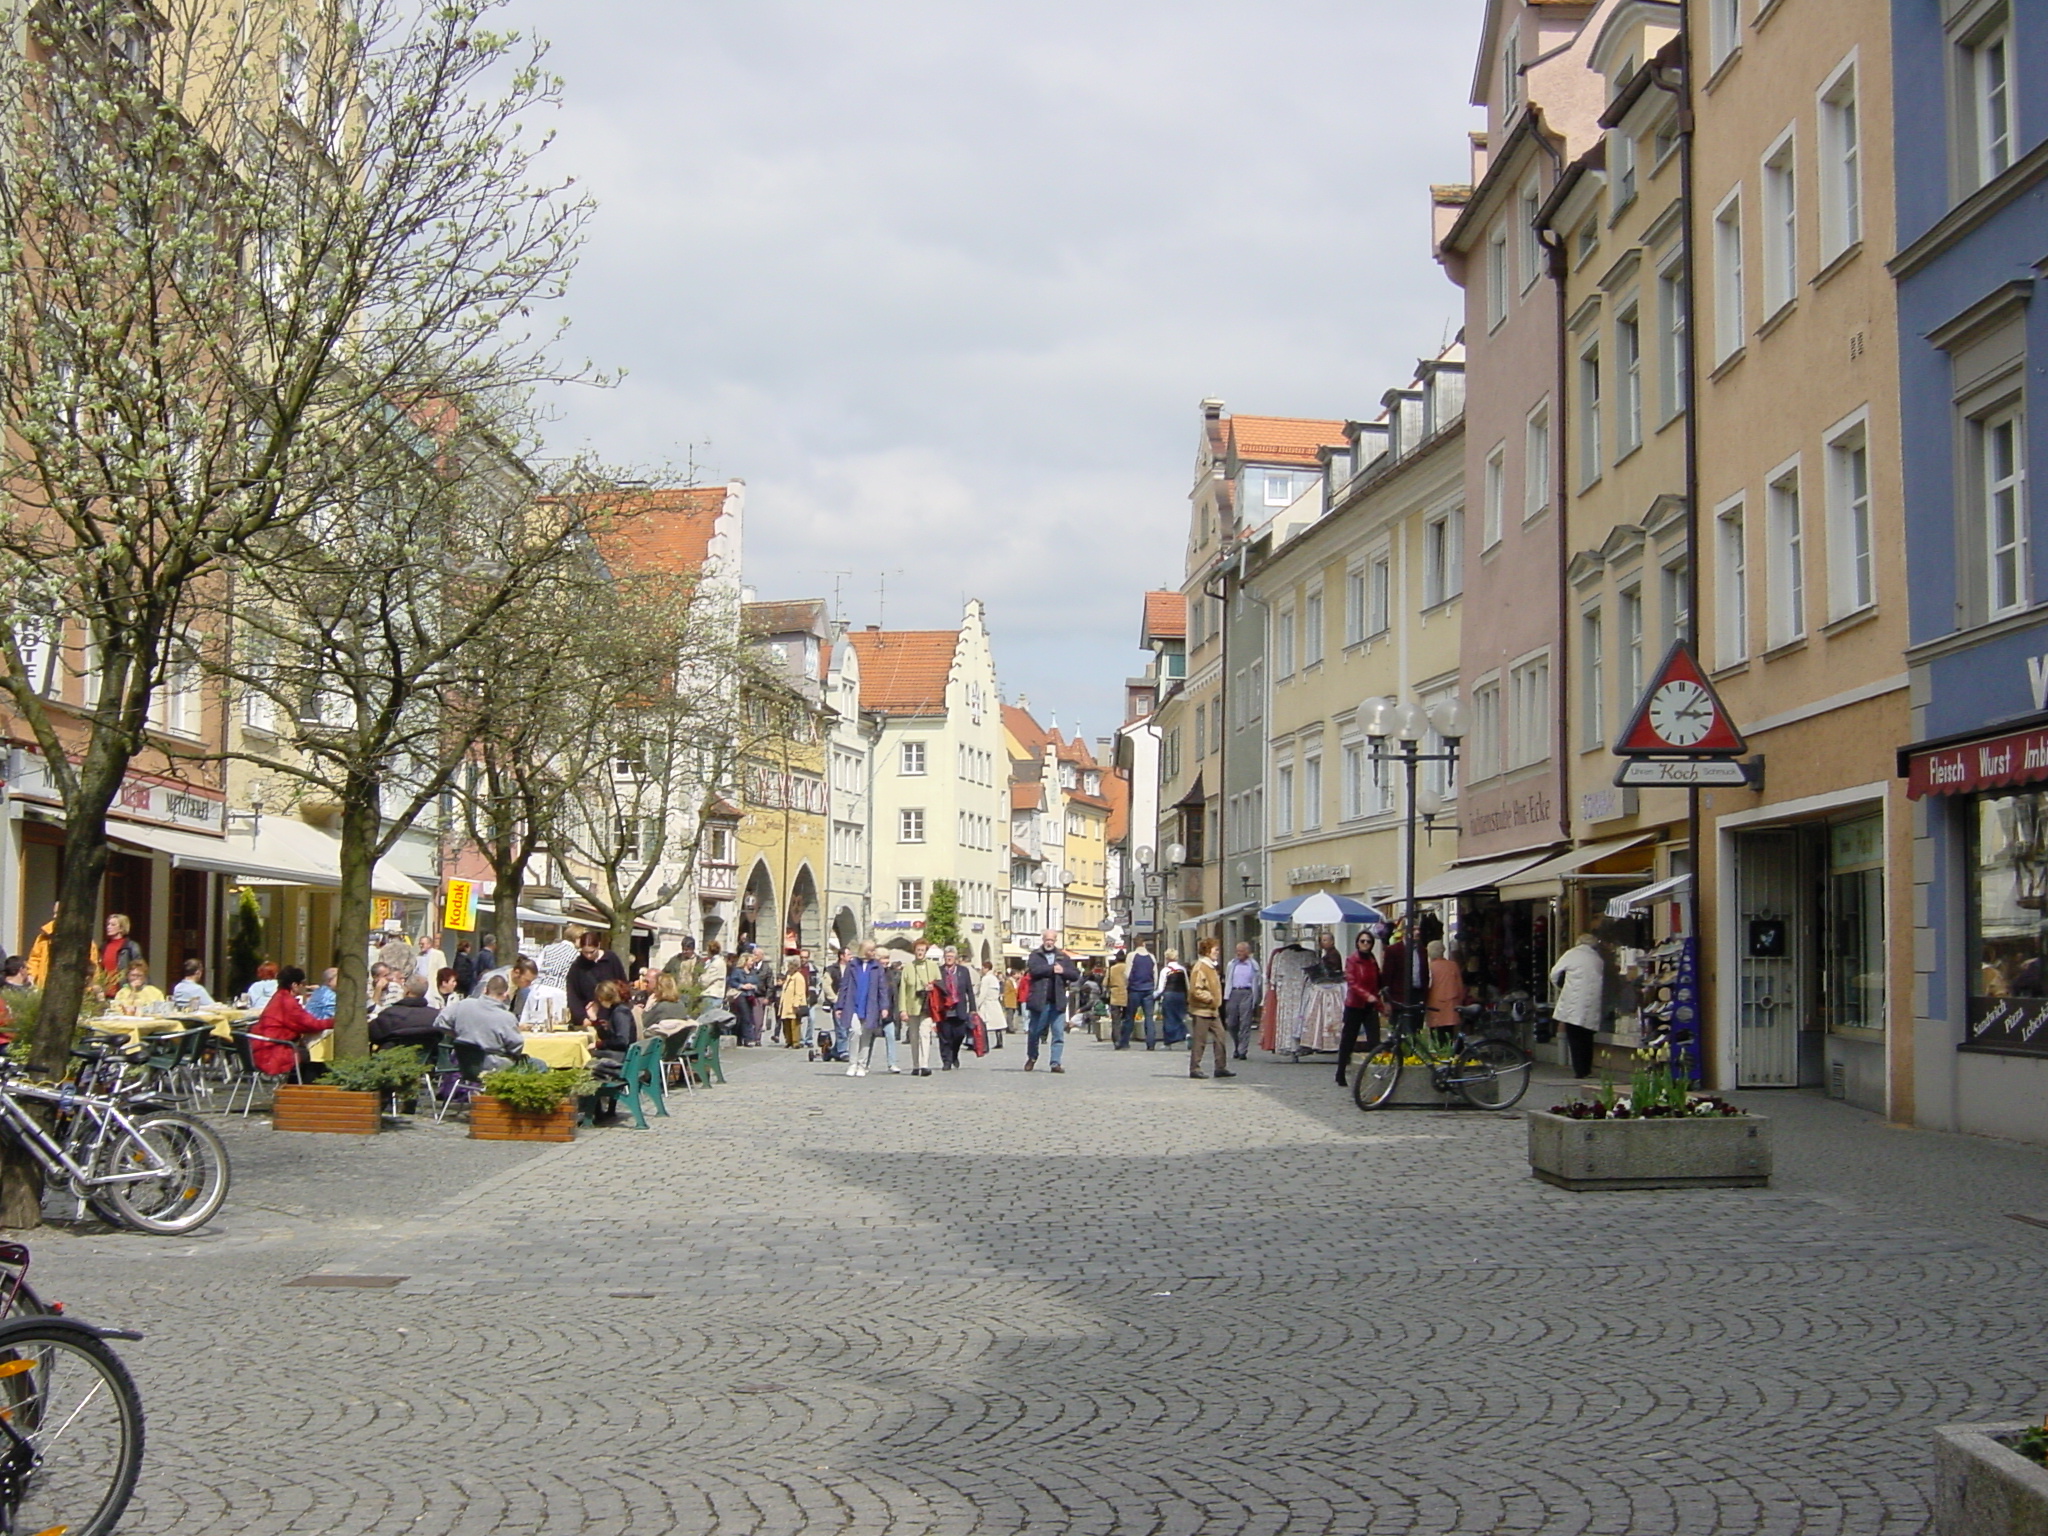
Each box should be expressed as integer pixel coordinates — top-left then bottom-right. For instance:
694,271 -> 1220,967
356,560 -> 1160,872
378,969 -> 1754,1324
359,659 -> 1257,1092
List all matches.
30,1033 -> 2048,1535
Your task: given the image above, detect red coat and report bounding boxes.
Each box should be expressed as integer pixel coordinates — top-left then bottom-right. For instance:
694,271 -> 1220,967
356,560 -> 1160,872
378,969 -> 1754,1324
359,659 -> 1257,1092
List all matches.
1344,951 -> 1381,1010
251,990 -> 328,1077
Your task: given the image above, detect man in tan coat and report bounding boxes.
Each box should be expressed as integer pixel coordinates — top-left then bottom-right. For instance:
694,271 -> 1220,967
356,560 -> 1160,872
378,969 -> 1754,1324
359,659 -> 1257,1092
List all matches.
1186,938 -> 1235,1080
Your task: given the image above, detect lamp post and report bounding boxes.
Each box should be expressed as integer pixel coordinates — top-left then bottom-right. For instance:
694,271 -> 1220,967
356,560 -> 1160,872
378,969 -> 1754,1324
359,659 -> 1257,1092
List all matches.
1134,845 -> 1155,945
1361,694 -> 1467,1008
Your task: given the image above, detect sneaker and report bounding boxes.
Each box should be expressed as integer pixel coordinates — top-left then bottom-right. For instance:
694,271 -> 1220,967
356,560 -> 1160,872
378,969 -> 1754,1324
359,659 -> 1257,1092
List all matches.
889,1066 -> 902,1074
846,1063 -> 859,1076
853,1064 -> 868,1077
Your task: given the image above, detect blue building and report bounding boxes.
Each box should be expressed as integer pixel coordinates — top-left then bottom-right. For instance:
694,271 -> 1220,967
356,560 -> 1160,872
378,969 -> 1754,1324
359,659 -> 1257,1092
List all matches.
1894,0 -> 2048,1142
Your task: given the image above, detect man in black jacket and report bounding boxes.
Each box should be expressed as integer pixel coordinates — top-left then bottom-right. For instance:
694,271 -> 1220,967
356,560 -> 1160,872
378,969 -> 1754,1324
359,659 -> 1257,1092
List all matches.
369,979 -> 448,1051
565,930 -> 628,1025
1024,931 -> 1081,1074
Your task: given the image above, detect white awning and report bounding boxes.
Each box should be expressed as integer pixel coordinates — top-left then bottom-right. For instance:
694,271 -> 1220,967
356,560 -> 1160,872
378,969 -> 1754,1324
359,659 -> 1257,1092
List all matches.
1176,900 -> 1258,929
1409,851 -> 1553,900
1496,833 -> 1657,899
1605,873 -> 1692,918
111,817 -> 431,899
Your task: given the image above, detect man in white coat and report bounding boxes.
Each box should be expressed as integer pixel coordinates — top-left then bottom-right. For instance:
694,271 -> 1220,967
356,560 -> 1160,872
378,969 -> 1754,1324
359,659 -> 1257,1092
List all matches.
1548,933 -> 1609,1079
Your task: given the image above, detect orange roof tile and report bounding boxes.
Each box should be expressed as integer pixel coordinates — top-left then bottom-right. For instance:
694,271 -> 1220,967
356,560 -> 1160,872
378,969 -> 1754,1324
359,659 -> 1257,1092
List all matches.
587,487 -> 727,577
742,599 -> 828,638
1003,702 -> 1050,756
1226,415 -> 1349,468
1142,590 -> 1186,643
1010,782 -> 1042,812
846,628 -> 957,716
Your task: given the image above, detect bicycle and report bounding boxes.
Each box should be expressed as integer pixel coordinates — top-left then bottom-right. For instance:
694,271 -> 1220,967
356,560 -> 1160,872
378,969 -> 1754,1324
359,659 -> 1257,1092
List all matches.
0,1050 -> 230,1236
1352,999 -> 1533,1111
0,1243 -> 144,1536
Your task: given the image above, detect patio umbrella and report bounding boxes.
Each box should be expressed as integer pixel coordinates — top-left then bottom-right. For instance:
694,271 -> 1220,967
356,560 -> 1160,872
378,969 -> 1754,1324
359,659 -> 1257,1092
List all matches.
1258,891 -> 1385,926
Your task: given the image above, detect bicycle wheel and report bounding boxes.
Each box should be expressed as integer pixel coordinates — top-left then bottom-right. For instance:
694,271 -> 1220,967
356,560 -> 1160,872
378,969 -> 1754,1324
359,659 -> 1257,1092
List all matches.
1352,1044 -> 1402,1110
1452,1038 -> 1532,1110
96,1113 -> 230,1235
0,1319 -> 143,1536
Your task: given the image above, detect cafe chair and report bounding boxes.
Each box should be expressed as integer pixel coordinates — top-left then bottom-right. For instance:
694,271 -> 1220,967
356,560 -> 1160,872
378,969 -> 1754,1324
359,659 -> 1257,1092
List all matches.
224,1029 -> 300,1117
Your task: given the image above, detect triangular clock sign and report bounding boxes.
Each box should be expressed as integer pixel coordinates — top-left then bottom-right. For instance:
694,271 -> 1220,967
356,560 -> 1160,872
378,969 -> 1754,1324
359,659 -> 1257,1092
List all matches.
1614,640 -> 1748,757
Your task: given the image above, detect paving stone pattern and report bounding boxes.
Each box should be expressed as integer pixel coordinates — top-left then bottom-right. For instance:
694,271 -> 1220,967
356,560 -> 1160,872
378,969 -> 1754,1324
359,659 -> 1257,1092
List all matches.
26,1035 -> 2048,1534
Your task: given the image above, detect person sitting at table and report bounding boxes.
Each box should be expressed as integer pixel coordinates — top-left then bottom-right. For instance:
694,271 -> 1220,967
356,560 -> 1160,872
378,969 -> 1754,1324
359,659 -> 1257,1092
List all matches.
370,978 -> 447,1051
113,960 -> 165,1015
441,975 -> 526,1069
0,957 -> 31,991
249,965 -> 330,1078
585,979 -> 636,1057
170,958 -> 215,1010
368,962 -> 404,1013
429,966 -> 461,1012
641,971 -> 695,1039
305,967 -> 338,1021
506,957 -> 537,1020
246,961 -> 280,1011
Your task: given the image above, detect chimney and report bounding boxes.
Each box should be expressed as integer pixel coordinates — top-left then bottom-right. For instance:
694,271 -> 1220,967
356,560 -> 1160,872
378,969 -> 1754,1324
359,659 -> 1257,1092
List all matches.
865,623 -> 880,631
1201,397 -> 1225,420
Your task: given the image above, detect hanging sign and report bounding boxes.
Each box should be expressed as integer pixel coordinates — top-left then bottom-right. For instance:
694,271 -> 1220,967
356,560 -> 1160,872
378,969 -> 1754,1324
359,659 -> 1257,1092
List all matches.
442,879 -> 478,932
1614,642 -> 1748,757
371,897 -> 393,930
1615,758 -> 1758,787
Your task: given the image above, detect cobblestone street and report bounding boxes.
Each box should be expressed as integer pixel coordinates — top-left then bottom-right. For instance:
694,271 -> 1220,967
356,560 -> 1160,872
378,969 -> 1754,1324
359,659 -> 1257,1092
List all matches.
26,1035 -> 2048,1534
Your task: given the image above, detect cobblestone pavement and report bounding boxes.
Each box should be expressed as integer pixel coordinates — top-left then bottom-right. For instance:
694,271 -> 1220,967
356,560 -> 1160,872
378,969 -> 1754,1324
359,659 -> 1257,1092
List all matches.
23,1033 -> 2048,1534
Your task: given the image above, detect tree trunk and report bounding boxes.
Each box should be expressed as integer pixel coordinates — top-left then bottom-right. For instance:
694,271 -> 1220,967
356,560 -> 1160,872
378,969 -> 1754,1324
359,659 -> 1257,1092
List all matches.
491,863 -> 524,972
0,1142 -> 43,1229
30,807 -> 117,1079
329,783 -> 381,1059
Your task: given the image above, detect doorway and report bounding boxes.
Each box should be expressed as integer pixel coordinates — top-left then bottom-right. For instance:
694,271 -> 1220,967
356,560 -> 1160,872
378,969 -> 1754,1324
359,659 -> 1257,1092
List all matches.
1731,827 -> 1822,1087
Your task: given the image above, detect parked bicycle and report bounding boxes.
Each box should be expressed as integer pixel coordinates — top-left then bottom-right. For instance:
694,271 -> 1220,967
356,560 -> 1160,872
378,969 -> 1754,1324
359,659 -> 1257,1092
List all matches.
0,1242 -> 144,1536
0,1047 -> 229,1235
1352,999 -> 1534,1111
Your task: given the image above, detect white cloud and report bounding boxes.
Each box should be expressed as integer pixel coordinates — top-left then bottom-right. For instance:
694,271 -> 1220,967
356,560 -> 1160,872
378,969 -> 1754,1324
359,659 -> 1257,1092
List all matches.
502,0 -> 1486,733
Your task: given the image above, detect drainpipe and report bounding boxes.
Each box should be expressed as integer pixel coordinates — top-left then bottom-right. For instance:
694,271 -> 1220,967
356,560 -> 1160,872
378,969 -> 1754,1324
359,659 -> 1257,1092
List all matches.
1237,546 -> 1273,936
1204,545 -> 1231,932
1535,118 -> 1573,852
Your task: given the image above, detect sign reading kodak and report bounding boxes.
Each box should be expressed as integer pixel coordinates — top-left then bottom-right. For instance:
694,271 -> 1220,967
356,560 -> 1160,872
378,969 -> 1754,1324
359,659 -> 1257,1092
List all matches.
442,879 -> 478,933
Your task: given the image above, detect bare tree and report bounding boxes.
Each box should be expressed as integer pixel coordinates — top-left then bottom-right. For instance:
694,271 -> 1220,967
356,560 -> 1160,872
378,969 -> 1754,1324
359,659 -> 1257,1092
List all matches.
0,0 -> 591,1079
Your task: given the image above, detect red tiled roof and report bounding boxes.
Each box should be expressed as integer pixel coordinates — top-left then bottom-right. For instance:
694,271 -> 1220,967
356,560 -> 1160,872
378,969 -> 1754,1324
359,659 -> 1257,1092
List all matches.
588,487 -> 727,577
1010,782 -> 1042,812
1142,590 -> 1186,643
1226,415 -> 1349,468
846,628 -> 956,716
1003,703 -> 1050,755
742,598 -> 828,638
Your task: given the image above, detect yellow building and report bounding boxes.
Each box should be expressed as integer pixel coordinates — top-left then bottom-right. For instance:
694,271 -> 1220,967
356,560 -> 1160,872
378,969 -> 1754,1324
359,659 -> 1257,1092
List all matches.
736,600 -> 833,958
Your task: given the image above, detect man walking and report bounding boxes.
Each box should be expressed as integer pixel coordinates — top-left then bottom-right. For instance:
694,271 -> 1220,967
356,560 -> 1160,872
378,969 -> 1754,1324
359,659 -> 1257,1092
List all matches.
1107,951 -> 1132,1049
1187,938 -> 1234,1079
1225,940 -> 1263,1061
1125,940 -> 1158,1049
837,941 -> 897,1076
934,946 -> 977,1069
1024,930 -> 1081,1074
894,939 -> 943,1077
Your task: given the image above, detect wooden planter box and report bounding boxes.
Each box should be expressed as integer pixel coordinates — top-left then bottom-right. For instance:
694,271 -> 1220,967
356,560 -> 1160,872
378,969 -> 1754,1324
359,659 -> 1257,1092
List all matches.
469,1094 -> 575,1143
272,1084 -> 382,1135
1526,1107 -> 1771,1190
1933,1423 -> 2048,1535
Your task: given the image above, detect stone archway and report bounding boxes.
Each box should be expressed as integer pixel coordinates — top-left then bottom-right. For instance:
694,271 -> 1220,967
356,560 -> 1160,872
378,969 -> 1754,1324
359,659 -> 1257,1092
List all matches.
788,864 -> 822,952
831,906 -> 861,955
739,860 -> 777,950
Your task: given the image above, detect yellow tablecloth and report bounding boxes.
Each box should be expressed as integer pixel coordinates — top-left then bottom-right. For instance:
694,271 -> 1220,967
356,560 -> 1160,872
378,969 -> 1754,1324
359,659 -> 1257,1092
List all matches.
84,1013 -> 245,1049
517,1032 -> 593,1070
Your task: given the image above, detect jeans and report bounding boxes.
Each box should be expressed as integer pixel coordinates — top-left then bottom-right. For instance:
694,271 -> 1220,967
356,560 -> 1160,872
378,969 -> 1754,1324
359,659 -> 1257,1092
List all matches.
1160,992 -> 1188,1045
1127,991 -> 1157,1046
832,1015 -> 853,1060
1111,1004 -> 1133,1048
858,1022 -> 897,1070
1027,1001 -> 1066,1066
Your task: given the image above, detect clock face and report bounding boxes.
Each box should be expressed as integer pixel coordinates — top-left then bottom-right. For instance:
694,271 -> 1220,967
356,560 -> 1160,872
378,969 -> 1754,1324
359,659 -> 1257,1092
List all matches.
1647,679 -> 1716,747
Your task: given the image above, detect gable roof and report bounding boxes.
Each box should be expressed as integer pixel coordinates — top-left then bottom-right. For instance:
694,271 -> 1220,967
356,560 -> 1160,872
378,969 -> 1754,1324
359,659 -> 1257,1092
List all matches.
1142,590 -> 1187,644
589,487 -> 727,576
742,599 -> 828,639
1104,768 -> 1130,844
1003,702 -> 1051,757
846,628 -> 957,716
1226,415 -> 1349,469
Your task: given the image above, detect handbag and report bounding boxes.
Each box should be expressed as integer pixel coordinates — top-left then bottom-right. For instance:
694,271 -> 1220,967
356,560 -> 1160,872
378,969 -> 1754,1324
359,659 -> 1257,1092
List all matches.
970,1013 -> 988,1057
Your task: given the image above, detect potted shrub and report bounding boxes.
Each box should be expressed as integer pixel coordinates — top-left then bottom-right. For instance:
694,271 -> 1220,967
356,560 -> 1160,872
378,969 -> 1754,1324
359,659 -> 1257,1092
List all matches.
273,1047 -> 425,1134
1526,1051 -> 1771,1191
469,1066 -> 588,1143
1933,1414 -> 2048,1535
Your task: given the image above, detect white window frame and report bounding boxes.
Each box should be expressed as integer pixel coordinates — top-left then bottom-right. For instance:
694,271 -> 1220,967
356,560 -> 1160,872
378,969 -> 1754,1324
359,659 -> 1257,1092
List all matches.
1817,55 -> 1862,263
1525,398 -> 1552,519
1517,178 -> 1542,291
1825,409 -> 1876,620
1264,470 -> 1295,508
1341,739 -> 1367,821
1367,550 -> 1392,637
1611,125 -> 1639,216
1767,458 -> 1807,647
1274,604 -> 1296,679
1661,557 -> 1691,653
1274,761 -> 1294,836
1619,584 -> 1645,709
898,878 -> 924,913
1470,678 -> 1503,782
1656,255 -> 1688,425
1713,188 -> 1746,364
1760,128 -> 1798,318
1503,27 -> 1522,115
1302,585 -> 1324,666
899,807 -> 926,844
1487,224 -> 1510,330
1979,402 -> 2029,620
1580,606 -> 1605,750
1578,341 -> 1603,487
1616,303 -> 1644,456
1715,495 -> 1750,667
1423,507 -> 1463,607
1959,10 -> 2015,192
1483,443 -> 1506,550
1302,754 -> 1323,830
899,740 -> 927,776
1344,562 -> 1366,645
1708,0 -> 1741,72
1507,651 -> 1552,770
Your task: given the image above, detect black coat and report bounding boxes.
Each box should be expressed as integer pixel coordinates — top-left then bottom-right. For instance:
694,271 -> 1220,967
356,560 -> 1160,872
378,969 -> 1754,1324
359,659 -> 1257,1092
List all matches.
565,950 -> 628,1024
370,996 -> 447,1047
1025,949 -> 1081,1011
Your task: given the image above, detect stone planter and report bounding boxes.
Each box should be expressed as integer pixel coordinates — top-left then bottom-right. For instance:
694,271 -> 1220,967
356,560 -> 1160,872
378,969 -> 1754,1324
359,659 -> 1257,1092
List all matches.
468,1094 -> 575,1143
1525,1108 -> 1770,1190
1349,1061 -> 1459,1108
272,1084 -> 382,1135
1933,1422 -> 2048,1535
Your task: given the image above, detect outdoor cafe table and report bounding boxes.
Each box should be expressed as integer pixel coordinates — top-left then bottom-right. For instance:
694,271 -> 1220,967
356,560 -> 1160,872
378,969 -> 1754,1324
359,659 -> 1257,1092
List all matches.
84,1011 -> 250,1050
515,1030 -> 593,1070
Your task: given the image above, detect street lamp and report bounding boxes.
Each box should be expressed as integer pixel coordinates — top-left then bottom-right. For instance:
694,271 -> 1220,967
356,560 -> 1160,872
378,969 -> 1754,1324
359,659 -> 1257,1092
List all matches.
1364,692 -> 1466,1009
1134,845 -> 1157,945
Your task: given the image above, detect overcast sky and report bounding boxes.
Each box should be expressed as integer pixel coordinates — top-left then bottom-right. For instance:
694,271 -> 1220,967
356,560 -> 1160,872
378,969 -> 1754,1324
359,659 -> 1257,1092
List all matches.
500,0 -> 1486,743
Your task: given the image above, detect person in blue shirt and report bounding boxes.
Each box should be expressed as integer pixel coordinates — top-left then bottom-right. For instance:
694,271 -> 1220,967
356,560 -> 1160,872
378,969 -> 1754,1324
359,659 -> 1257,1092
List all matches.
170,958 -> 216,1010
305,967 -> 338,1021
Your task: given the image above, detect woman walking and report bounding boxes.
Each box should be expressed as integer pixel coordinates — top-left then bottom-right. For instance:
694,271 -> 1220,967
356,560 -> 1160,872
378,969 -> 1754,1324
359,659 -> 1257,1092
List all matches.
727,946 -> 769,1046
1549,932 -> 1608,1078
975,959 -> 1006,1050
836,941 -> 898,1076
1186,939 -> 1233,1080
1425,940 -> 1467,1030
1336,932 -> 1383,1087
1158,949 -> 1189,1046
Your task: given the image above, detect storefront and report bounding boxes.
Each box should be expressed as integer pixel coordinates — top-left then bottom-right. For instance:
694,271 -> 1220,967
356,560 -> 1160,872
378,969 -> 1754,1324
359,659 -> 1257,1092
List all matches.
1902,713 -> 2048,1144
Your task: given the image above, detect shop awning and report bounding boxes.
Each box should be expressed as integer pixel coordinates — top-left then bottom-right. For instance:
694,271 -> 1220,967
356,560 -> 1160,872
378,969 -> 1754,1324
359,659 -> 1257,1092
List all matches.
109,817 -> 432,899
1409,851 -> 1554,900
1496,833 -> 1656,900
1902,719 -> 2048,799
1177,899 -> 1257,929
1605,873 -> 1692,918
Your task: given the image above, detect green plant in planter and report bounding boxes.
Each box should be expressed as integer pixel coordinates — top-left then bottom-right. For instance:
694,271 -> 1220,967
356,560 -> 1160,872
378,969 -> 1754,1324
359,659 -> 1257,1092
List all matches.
2015,1414 -> 2048,1467
481,1065 -> 592,1114
323,1047 -> 427,1097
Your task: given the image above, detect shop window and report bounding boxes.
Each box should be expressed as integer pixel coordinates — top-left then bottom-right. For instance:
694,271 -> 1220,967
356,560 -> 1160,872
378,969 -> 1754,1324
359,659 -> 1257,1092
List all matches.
1969,789 -> 2048,1056
1827,816 -> 1885,1034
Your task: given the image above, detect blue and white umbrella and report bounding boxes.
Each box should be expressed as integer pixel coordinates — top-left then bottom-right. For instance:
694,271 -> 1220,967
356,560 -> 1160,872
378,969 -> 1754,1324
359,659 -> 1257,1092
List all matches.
1258,891 -> 1385,926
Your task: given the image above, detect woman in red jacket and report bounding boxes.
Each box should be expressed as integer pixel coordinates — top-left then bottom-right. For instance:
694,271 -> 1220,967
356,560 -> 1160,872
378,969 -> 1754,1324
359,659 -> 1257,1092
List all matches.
250,965 -> 330,1079
1335,932 -> 1383,1088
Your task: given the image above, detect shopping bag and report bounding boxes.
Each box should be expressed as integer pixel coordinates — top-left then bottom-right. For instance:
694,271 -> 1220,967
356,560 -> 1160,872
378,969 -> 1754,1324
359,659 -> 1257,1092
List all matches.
970,1014 -> 988,1057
